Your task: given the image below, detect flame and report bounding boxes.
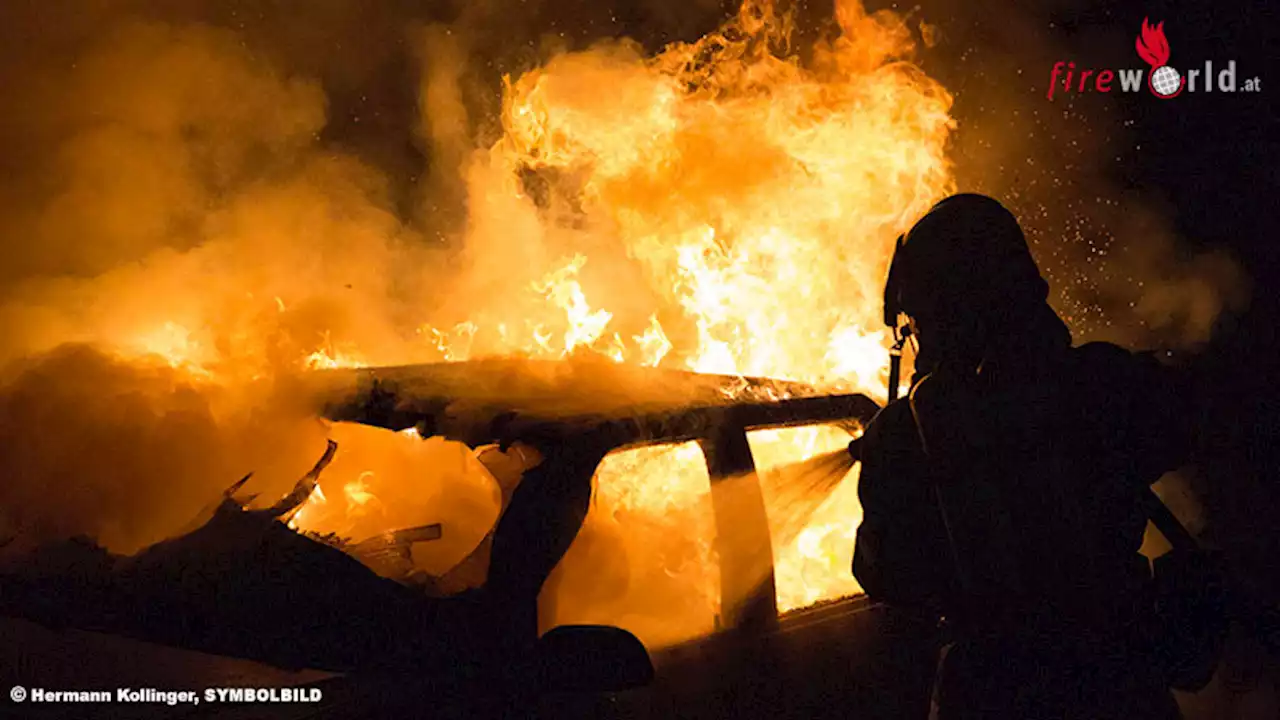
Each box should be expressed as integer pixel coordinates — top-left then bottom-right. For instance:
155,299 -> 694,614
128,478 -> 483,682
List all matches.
128,322 -> 214,375
288,482 -> 327,531
344,472 -> 379,510
288,469 -> 382,533
552,441 -> 722,646
1136,18 -> 1172,68
531,255 -> 615,355
751,425 -> 864,610
633,315 -> 673,367
490,0 -> 952,620
81,0 -> 953,644
303,331 -> 367,370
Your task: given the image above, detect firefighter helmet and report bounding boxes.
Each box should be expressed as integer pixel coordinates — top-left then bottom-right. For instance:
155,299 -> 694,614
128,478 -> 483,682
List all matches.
884,193 -> 1048,332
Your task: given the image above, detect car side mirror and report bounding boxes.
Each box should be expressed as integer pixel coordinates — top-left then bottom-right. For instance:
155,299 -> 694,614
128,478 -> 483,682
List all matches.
536,624 -> 654,693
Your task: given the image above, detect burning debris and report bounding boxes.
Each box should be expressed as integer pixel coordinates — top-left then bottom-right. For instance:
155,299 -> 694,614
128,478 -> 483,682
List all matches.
0,440 -> 445,673
181,437 -> 452,589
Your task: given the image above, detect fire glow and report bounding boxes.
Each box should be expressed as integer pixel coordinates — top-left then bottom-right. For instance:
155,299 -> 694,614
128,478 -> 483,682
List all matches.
17,0 -> 955,647
324,0 -> 951,641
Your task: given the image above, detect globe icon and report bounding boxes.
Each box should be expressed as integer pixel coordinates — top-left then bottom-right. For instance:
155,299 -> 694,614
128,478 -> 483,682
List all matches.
1151,65 -> 1181,96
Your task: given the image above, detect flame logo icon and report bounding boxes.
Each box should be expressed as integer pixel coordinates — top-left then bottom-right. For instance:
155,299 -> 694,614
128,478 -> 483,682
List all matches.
1136,18 -> 1185,99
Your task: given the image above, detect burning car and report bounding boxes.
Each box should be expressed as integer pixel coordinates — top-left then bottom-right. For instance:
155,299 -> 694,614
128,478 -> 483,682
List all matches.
3,357 -> 939,717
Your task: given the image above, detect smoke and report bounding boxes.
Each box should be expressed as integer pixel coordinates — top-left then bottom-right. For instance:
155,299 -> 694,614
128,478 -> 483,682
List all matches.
0,345 -> 328,556
0,5 -> 455,557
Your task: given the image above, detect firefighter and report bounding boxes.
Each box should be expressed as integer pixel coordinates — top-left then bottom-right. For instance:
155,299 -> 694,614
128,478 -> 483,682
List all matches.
852,194 -> 1206,719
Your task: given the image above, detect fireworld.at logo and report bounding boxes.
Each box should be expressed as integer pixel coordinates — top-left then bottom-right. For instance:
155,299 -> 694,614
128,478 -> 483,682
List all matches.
1046,17 -> 1262,100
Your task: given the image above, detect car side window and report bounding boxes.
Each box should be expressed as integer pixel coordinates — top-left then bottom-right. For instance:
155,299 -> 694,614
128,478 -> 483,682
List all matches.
538,441 -> 720,649
746,424 -> 865,612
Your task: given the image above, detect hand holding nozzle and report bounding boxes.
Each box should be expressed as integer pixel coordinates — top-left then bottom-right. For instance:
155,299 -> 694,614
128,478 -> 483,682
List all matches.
847,436 -> 864,463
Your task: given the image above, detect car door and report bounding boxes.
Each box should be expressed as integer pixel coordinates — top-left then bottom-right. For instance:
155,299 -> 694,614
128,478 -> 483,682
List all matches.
541,407 -> 938,719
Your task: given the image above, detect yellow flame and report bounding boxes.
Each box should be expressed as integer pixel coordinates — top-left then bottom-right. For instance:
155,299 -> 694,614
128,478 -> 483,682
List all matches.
129,322 -> 213,375
751,425 -> 864,610
288,483 -> 327,531
100,0 -> 954,641
531,255 -> 615,355
289,469 -> 383,532
633,315 -> 672,367
344,472 -> 379,510
303,332 -> 366,370
486,0 -> 952,618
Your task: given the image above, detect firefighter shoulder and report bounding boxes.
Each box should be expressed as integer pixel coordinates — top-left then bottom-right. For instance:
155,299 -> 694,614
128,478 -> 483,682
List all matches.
852,396 -> 957,615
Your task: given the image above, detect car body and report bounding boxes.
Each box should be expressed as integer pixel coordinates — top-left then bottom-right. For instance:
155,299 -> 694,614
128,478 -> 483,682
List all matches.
307,359 -> 938,718
5,359 -> 942,718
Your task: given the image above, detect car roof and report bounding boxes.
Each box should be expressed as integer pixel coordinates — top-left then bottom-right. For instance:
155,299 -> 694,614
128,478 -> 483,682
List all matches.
309,358 -> 879,446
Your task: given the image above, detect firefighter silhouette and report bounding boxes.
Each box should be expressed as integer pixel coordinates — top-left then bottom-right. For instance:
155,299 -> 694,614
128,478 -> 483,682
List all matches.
853,194 -> 1220,719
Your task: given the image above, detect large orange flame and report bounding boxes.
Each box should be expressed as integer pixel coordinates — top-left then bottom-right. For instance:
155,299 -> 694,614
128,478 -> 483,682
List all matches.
480,0 -> 953,626
93,0 -> 954,647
